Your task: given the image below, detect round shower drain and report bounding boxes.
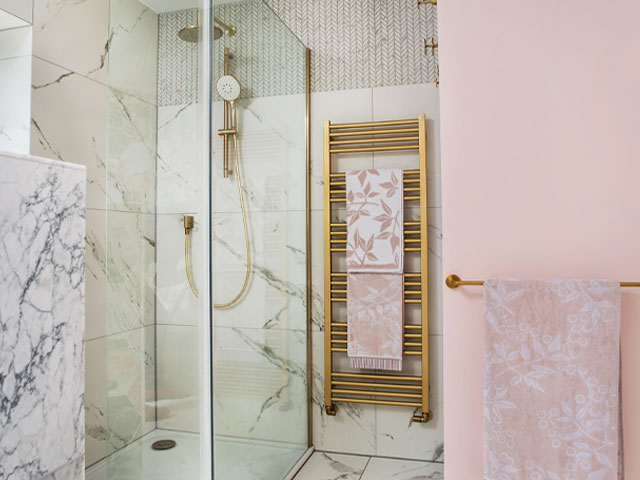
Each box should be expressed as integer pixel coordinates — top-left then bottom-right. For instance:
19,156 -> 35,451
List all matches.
152,439 -> 176,451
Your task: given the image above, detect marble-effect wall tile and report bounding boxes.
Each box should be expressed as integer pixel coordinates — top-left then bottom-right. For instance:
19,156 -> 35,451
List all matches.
156,325 -> 200,432
213,326 -> 308,447
85,337 -> 107,468
0,153 -> 85,479
106,211 -> 156,335
211,94 -> 307,215
212,210 -> 307,331
107,88 -> 157,214
108,0 -> 158,104
157,103 -> 201,214
0,26 -> 31,155
30,57 -> 107,210
156,213 -> 202,327
106,325 -> 156,454
32,0 -> 108,84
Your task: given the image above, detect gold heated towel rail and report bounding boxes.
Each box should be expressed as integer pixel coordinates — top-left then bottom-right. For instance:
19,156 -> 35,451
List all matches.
445,274 -> 640,289
323,115 -> 432,423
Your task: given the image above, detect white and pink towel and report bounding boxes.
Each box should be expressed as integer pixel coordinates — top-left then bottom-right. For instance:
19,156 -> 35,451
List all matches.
346,169 -> 404,371
483,280 -> 623,479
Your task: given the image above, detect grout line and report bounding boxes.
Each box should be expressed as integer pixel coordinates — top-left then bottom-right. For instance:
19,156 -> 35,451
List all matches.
315,449 -> 444,465
358,456 -> 372,480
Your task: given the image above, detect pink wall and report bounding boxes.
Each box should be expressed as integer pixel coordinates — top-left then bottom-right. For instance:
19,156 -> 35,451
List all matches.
438,1 -> 640,478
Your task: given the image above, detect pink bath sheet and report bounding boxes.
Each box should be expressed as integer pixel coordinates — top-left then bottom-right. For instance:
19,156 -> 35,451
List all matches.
347,273 -> 404,371
346,168 -> 403,273
483,280 -> 623,480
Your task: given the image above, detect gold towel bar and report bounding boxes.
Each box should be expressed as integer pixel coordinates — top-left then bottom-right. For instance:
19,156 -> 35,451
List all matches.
445,274 -> 640,289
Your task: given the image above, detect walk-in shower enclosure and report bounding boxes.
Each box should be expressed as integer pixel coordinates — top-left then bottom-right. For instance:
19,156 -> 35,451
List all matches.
97,1 -> 310,479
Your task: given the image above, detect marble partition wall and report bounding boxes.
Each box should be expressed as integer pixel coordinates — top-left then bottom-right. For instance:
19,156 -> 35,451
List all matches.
0,152 -> 85,479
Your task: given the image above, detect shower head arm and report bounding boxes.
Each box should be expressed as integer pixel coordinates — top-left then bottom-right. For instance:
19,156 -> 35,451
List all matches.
214,16 -> 236,37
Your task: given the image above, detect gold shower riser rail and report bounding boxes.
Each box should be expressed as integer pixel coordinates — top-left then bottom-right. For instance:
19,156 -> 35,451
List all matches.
323,115 -> 431,423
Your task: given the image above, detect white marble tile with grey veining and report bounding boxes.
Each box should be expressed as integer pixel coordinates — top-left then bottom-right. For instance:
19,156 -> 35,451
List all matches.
157,103 -> 202,214
156,213 -> 203,327
0,55 -> 31,155
360,457 -> 444,480
106,211 -> 155,335
212,210 -> 307,331
30,57 -> 107,210
213,326 -> 308,446
85,209 -> 106,341
0,152 -> 85,479
33,0 -> 109,84
106,326 -> 156,454
293,452 -> 369,480
108,0 -> 158,104
85,337 -> 107,468
156,325 -> 200,433
310,332 -> 377,456
107,88 -> 157,214
42,456 -> 85,480
212,94 -> 306,214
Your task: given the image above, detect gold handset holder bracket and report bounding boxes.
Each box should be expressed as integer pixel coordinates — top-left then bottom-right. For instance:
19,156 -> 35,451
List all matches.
184,215 -> 199,298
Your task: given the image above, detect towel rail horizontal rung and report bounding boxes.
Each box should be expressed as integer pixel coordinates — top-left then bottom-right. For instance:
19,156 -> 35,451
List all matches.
331,397 -> 422,408
330,247 -> 421,252
330,145 -> 419,154
331,347 -> 422,355
330,323 -> 421,330
332,381 -> 422,390
330,195 -> 420,203
332,372 -> 422,382
329,238 -> 420,244
330,272 -> 421,278
330,331 -> 423,340
330,221 -> 421,228
330,136 -> 420,146
329,128 -> 419,138
329,178 -> 420,186
330,298 -> 422,304
330,119 -> 419,129
329,170 -> 420,178
330,187 -> 421,195
332,389 -> 422,399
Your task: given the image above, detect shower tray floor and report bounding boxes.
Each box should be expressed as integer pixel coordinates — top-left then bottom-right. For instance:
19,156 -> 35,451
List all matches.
86,429 -> 307,480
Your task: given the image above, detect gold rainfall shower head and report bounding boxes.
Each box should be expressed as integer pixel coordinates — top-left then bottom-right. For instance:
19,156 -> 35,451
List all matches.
178,13 -> 237,43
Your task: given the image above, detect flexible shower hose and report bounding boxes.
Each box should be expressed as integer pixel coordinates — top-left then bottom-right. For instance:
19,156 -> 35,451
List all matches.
214,132 -> 251,308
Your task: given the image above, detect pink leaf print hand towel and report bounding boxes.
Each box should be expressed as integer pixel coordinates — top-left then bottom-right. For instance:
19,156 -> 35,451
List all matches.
346,169 -> 403,273
346,169 -> 404,371
483,280 -> 623,480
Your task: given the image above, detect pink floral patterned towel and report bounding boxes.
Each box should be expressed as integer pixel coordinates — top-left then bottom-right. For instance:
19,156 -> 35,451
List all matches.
483,280 -> 623,480
347,273 -> 404,371
346,169 -> 403,273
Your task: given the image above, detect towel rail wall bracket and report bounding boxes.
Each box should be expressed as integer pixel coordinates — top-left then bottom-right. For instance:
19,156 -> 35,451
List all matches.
323,115 -> 431,423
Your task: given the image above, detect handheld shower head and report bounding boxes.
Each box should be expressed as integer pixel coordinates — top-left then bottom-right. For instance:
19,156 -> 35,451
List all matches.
216,75 -> 241,102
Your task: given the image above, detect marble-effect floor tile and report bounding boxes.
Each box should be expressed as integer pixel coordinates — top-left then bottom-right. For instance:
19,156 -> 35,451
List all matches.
359,457 -> 444,480
292,452 -> 369,480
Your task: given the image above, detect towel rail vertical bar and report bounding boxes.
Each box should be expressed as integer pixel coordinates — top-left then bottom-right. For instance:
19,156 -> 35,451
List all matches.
415,114 -> 432,422
323,120 -> 337,416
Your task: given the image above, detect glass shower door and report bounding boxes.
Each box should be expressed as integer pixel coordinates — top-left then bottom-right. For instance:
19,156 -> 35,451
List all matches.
211,1 -> 310,479
103,1 -> 212,479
